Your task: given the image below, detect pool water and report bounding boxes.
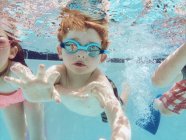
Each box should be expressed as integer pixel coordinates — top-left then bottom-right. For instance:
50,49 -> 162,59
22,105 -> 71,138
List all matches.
1,60 -> 186,140
0,0 -> 186,140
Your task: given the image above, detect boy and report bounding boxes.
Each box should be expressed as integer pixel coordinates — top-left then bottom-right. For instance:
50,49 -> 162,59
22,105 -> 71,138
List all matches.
5,8 -> 131,140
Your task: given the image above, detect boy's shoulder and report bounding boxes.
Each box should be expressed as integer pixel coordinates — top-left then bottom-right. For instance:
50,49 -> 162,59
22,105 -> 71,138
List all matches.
91,69 -> 108,82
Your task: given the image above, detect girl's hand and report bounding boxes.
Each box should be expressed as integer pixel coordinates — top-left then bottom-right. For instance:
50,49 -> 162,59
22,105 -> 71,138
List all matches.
4,63 -> 61,103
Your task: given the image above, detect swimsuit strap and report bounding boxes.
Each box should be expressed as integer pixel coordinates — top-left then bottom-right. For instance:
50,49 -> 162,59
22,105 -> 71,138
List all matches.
181,65 -> 186,80
101,76 -> 124,123
0,88 -> 20,96
106,76 -> 124,105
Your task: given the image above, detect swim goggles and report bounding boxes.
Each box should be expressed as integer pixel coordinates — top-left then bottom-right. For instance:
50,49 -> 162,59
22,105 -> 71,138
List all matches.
60,39 -> 108,57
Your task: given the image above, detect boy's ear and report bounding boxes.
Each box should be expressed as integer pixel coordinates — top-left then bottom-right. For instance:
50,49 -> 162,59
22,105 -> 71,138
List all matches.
57,45 -> 63,60
100,54 -> 107,63
9,46 -> 18,59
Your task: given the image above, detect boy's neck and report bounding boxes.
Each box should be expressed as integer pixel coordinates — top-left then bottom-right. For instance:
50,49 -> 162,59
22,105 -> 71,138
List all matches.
66,69 -> 94,88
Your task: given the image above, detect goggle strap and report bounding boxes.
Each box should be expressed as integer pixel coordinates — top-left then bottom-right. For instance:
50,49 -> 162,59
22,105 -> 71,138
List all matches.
100,50 -> 109,54
60,42 -> 65,48
60,41 -> 109,55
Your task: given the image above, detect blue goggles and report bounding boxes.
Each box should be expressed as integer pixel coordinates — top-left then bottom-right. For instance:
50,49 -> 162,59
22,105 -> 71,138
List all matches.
60,39 -> 108,57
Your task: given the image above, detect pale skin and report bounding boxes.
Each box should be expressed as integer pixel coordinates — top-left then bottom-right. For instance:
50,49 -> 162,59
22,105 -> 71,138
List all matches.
152,43 -> 186,87
152,43 -> 186,115
5,28 -> 131,140
0,29 -> 45,140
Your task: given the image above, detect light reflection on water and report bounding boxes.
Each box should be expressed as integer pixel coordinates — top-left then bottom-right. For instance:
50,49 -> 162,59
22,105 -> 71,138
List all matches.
0,0 -> 185,140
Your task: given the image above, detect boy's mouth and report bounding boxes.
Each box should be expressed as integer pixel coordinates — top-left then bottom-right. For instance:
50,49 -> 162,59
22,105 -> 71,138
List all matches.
73,61 -> 86,67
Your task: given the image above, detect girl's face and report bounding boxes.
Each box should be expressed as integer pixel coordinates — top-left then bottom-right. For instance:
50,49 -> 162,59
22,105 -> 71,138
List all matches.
60,28 -> 106,75
0,29 -> 11,71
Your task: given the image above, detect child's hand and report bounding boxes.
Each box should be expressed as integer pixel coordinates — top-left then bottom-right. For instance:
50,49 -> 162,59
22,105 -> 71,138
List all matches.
154,98 -> 173,115
4,63 -> 61,103
79,81 -> 107,95
79,81 -> 109,107
55,84 -> 90,99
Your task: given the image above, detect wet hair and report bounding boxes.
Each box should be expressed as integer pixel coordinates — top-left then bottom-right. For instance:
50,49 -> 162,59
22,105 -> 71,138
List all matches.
6,32 -> 27,66
58,8 -> 109,50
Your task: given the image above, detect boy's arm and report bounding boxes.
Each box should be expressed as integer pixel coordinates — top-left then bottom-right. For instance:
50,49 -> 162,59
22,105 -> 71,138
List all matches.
104,98 -> 131,140
152,43 -> 186,87
4,63 -> 61,102
85,80 -> 131,140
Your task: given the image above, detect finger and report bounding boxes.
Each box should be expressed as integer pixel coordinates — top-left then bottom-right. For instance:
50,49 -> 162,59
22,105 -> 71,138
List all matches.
71,91 -> 89,99
36,64 -> 46,79
79,83 -> 98,93
153,99 -> 162,110
79,94 -> 89,99
80,83 -> 95,92
4,76 -> 22,86
52,89 -> 61,103
55,84 -> 62,90
47,71 -> 60,85
87,82 -> 106,89
10,64 -> 31,80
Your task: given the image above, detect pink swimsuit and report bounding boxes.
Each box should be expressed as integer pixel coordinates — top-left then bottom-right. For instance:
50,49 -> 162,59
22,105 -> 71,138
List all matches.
0,88 -> 24,108
159,79 -> 186,114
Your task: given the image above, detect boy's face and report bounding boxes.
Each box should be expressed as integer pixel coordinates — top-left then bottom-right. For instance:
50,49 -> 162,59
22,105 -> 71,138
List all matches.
60,28 -> 106,75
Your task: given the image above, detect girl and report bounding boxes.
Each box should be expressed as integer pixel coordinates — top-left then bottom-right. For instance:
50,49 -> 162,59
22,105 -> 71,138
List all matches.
0,22 -> 45,140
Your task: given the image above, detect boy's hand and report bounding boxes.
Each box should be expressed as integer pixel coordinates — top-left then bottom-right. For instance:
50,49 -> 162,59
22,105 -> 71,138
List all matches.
79,81 -> 110,107
55,84 -> 90,99
80,81 -> 106,92
4,63 -> 61,103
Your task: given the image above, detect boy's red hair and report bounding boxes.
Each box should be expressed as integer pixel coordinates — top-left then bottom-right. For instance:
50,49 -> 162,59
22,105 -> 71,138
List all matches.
57,8 -> 109,50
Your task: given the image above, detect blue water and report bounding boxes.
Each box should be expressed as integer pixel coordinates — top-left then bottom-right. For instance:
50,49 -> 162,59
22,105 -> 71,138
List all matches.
1,60 -> 186,140
1,0 -> 186,140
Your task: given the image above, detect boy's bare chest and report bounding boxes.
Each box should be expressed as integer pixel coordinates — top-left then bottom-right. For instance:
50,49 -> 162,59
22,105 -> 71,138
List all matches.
62,93 -> 104,117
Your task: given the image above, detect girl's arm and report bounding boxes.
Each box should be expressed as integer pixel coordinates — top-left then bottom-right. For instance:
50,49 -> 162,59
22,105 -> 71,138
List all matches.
152,43 -> 186,87
24,101 -> 46,140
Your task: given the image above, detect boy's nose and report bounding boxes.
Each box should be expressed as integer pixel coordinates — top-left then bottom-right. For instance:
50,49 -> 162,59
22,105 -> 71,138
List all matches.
77,54 -> 85,59
76,50 -> 87,59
